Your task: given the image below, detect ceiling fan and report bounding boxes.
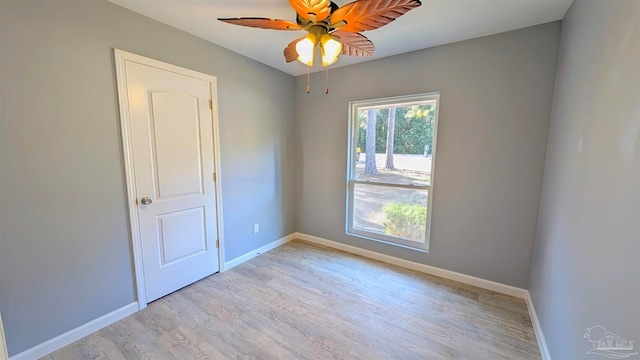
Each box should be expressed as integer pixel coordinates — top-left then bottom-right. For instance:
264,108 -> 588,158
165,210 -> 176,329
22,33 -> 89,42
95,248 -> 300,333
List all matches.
218,0 -> 422,68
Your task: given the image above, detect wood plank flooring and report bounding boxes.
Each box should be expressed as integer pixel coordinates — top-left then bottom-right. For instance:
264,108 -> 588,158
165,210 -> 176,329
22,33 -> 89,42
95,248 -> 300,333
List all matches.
43,240 -> 541,359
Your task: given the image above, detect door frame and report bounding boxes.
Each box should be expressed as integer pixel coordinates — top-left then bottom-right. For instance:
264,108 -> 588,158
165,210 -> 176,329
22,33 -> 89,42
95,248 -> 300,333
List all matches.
0,311 -> 8,360
113,49 -> 225,310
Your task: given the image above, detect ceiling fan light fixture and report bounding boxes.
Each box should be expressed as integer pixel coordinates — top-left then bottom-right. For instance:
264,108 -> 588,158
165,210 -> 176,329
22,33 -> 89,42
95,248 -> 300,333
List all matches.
296,33 -> 316,66
320,34 -> 342,66
218,0 -> 423,74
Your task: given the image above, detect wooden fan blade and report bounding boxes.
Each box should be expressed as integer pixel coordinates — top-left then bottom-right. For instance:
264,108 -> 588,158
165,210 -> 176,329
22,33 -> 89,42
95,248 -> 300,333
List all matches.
284,37 -> 305,62
288,0 -> 331,22
332,31 -> 375,57
330,0 -> 421,33
218,18 -> 302,30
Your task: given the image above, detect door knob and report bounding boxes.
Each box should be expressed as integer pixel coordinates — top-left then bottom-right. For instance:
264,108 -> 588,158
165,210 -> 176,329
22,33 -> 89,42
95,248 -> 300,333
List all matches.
140,196 -> 152,205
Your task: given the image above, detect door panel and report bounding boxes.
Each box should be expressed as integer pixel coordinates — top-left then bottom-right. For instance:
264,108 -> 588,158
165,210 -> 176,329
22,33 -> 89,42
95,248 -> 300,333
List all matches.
158,207 -> 207,265
150,91 -> 204,198
124,60 -> 219,303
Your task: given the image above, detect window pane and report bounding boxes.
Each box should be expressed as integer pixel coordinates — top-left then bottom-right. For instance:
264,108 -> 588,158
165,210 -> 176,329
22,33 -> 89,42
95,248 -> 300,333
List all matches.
353,183 -> 428,243
355,154 -> 432,186
354,105 -> 435,186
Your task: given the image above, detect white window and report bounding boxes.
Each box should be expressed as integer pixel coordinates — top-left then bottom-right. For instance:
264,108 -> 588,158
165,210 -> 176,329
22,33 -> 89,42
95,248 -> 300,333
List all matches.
346,93 -> 440,251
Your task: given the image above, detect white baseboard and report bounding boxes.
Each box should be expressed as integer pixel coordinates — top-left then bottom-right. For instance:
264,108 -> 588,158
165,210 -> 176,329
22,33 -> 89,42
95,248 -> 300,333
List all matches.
293,232 -> 529,298
525,292 -> 552,360
223,233 -> 296,271
293,232 -> 551,357
8,234 -> 550,360
9,302 -> 138,360
7,234 -> 295,359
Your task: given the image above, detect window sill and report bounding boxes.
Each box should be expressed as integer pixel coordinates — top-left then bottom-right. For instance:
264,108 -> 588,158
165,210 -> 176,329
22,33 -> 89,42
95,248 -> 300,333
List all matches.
346,230 -> 430,254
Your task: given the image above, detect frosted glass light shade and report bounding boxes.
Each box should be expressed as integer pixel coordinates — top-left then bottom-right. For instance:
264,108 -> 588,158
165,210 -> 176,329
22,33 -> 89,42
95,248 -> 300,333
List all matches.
296,34 -> 316,66
320,34 -> 342,66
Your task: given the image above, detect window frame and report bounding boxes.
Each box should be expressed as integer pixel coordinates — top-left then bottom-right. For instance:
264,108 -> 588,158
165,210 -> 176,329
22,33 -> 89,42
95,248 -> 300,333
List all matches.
345,92 -> 440,252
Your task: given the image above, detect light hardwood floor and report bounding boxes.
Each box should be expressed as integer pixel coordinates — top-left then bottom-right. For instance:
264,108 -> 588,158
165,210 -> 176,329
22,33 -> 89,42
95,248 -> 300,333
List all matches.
44,240 -> 541,359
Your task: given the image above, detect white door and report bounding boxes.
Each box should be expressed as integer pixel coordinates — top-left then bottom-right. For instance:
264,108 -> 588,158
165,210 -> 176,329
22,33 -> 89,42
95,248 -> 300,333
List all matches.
116,51 -> 221,303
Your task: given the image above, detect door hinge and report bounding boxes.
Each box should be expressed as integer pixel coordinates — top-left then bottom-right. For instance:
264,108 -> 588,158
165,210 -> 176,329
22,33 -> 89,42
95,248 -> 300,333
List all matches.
216,239 -> 220,248
209,99 -> 213,110
212,172 -> 216,182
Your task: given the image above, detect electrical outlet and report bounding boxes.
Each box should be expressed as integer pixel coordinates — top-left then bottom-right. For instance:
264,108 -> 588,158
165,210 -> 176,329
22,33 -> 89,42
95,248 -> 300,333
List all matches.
254,224 -> 259,234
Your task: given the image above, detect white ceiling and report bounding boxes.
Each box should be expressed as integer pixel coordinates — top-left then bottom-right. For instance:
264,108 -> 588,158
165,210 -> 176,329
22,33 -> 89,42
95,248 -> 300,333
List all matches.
107,0 -> 573,76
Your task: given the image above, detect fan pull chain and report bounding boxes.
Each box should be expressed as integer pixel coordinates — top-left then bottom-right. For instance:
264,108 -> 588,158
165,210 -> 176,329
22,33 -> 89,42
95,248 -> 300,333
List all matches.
325,69 -> 329,95
306,66 -> 310,94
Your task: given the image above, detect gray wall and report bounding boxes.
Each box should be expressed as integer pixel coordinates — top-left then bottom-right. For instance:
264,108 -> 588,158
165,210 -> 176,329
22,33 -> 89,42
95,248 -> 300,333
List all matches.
529,0 -> 640,358
0,0 -> 295,356
295,23 -> 560,288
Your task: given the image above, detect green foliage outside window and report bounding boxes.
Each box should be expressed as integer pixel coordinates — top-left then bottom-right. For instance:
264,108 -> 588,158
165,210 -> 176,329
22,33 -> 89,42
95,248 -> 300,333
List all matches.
357,105 -> 435,155
383,203 -> 427,241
